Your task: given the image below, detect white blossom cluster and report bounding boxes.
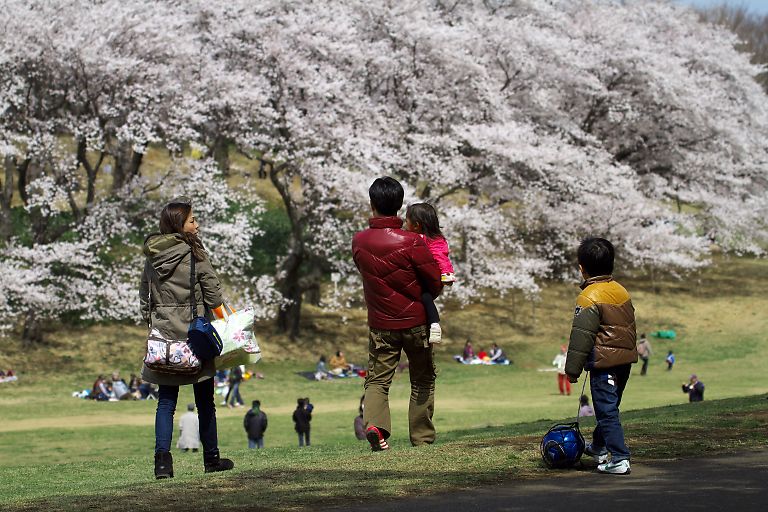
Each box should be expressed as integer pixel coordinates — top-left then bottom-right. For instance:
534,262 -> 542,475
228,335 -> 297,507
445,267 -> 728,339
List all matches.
1,0 -> 767,338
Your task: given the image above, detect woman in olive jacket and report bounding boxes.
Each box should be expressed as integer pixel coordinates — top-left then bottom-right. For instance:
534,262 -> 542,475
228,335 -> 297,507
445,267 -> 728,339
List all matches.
140,198 -> 234,479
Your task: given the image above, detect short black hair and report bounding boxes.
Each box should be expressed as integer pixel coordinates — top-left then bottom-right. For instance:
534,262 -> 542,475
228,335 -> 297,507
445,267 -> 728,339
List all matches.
577,237 -> 614,277
369,177 -> 404,216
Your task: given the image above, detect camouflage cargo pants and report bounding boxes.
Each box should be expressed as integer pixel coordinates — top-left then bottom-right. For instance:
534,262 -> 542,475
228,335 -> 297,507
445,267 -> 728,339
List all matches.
363,325 -> 436,446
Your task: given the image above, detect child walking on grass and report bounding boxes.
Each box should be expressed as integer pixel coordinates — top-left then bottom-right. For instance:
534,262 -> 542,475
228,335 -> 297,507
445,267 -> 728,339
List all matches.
405,203 -> 455,344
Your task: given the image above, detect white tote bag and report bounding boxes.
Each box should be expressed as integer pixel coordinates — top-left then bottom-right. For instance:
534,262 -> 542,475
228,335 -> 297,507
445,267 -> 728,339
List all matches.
212,305 -> 261,369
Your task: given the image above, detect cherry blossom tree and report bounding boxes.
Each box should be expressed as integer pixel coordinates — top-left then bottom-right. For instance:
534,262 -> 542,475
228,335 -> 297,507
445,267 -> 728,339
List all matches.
1,0 -> 766,342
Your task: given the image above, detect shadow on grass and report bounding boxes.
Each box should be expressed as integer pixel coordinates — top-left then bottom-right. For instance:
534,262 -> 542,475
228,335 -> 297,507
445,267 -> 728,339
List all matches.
4,395 -> 767,512
3,466 -> 526,512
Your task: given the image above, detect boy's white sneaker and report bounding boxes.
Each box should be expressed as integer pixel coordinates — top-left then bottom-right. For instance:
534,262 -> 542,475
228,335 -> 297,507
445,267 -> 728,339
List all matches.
584,443 -> 610,464
429,323 -> 442,344
597,459 -> 631,475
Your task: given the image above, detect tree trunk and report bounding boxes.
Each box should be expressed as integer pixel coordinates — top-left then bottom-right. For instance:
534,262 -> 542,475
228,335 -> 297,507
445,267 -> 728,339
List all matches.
22,310 -> 44,346
111,144 -> 144,193
76,138 -> 104,210
210,135 -> 230,176
16,157 -> 30,205
277,285 -> 303,339
1,155 -> 15,241
270,162 -> 309,338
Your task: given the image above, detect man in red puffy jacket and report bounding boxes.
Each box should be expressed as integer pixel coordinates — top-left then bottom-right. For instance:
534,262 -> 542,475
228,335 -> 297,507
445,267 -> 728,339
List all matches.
352,177 -> 443,451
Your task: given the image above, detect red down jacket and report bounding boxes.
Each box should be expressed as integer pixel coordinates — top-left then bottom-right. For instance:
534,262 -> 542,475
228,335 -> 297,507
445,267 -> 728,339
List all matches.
352,216 -> 443,330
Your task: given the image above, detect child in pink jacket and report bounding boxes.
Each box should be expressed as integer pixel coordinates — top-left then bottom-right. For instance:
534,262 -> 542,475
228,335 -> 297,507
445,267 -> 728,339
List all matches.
405,203 -> 455,343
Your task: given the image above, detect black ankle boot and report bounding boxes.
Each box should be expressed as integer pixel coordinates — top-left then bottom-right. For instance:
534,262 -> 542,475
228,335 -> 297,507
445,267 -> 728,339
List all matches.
203,450 -> 234,473
154,451 -> 174,479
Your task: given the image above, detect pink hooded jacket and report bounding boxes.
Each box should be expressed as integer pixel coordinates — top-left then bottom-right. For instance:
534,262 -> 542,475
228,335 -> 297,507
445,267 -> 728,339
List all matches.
420,235 -> 454,276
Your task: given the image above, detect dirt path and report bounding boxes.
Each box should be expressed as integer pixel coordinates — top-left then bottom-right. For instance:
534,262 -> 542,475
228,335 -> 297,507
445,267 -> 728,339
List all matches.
320,450 -> 768,512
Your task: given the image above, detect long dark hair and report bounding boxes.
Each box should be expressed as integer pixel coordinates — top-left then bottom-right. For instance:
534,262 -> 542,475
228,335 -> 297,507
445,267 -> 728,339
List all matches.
406,203 -> 443,239
159,202 -> 207,261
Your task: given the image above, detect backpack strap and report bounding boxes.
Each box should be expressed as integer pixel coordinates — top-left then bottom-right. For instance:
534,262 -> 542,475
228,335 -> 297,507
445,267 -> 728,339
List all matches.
190,252 -> 197,319
145,258 -> 159,326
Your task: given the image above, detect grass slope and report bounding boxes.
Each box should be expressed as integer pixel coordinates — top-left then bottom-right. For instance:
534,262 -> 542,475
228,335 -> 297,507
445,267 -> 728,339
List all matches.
0,258 -> 767,510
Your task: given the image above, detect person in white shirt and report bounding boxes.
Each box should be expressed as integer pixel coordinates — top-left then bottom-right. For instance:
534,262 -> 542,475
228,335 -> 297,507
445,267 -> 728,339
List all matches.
177,403 -> 201,452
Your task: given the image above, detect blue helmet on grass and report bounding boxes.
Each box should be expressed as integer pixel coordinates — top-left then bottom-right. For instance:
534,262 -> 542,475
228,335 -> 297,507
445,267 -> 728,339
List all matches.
540,422 -> 585,469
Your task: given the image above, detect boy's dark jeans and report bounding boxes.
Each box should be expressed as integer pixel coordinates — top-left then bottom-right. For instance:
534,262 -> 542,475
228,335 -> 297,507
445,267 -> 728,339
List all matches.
155,378 -> 218,455
590,364 -> 631,462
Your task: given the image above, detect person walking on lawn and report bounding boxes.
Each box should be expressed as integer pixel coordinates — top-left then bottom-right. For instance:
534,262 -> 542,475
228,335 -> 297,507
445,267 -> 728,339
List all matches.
140,197 -> 234,479
352,177 -> 444,451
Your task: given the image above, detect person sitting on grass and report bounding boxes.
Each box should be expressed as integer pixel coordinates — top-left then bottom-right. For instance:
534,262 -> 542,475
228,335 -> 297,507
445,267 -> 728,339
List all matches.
314,355 -> 331,380
91,374 -> 111,401
453,339 -> 476,364
329,350 -> 352,376
111,371 -> 132,400
488,343 -> 510,365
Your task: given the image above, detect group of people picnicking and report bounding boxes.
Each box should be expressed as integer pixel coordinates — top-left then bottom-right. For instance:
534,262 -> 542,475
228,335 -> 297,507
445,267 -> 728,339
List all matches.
0,369 -> 17,383
73,371 -> 157,401
453,340 -> 510,365
314,350 -> 364,380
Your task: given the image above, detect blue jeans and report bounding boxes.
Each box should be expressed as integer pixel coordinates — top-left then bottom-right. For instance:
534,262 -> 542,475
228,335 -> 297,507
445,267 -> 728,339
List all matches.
298,431 -> 310,447
248,437 -> 264,449
155,378 -> 218,455
227,381 -> 243,406
590,364 -> 631,462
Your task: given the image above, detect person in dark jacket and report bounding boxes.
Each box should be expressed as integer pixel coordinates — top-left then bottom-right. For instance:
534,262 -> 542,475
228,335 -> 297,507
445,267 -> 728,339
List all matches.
682,374 -> 705,402
352,177 -> 443,452
292,398 -> 312,447
140,197 -> 234,479
244,400 -> 268,448
565,238 -> 637,475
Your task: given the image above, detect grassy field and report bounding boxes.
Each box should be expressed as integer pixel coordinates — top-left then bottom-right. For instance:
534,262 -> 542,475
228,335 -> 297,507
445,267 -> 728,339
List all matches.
0,257 -> 767,510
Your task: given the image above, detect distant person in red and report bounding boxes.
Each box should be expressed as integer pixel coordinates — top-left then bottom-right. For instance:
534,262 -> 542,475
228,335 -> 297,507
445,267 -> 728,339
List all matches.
552,345 -> 571,395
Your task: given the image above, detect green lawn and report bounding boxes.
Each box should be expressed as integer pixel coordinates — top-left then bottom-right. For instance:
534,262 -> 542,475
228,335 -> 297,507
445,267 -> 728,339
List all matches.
1,257 -> 767,510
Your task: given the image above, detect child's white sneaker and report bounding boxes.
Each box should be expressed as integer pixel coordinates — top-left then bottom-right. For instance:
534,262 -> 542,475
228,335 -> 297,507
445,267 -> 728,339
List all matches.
429,323 -> 442,344
597,459 -> 631,475
441,273 -> 456,284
